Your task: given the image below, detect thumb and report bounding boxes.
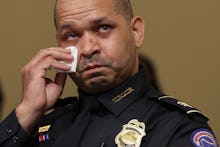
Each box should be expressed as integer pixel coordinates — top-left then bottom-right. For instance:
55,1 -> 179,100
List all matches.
55,73 -> 67,90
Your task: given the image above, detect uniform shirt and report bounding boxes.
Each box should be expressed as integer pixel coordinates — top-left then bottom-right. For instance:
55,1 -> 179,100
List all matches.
0,66 -> 218,147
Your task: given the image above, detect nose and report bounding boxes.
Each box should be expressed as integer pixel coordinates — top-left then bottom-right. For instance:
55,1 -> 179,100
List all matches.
79,31 -> 100,58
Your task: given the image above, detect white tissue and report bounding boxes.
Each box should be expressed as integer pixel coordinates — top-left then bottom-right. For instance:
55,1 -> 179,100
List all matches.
56,46 -> 78,73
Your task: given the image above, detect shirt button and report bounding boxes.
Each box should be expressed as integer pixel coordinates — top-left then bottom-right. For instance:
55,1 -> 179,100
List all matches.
6,128 -> 13,134
12,136 -> 19,144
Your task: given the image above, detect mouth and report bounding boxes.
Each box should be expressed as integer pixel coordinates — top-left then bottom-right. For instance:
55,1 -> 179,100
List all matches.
82,64 -> 106,80
80,61 -> 106,72
85,64 -> 103,71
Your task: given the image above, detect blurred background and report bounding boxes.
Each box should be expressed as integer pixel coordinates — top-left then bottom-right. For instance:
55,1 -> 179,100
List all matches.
0,0 -> 219,142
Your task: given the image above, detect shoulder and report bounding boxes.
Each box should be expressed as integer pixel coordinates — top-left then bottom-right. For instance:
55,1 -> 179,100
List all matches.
34,97 -> 78,130
42,97 -> 78,120
154,95 -> 209,123
145,95 -> 218,146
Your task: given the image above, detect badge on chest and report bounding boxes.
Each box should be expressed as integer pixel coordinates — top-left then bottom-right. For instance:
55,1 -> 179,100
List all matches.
115,119 -> 146,147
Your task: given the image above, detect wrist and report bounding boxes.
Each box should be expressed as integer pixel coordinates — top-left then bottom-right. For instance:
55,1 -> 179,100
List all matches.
15,103 -> 43,133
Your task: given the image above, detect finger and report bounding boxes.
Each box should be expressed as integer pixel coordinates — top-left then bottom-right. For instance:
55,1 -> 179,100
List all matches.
48,58 -> 72,71
31,48 -> 73,67
55,73 -> 67,89
45,47 -> 73,61
31,55 -> 71,72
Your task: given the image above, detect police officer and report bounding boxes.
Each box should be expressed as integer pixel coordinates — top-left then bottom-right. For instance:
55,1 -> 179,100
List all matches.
0,0 -> 218,146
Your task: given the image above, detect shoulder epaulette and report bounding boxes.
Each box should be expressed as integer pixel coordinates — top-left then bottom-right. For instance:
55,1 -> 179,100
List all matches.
43,97 -> 78,116
38,97 -> 78,123
157,95 -> 209,122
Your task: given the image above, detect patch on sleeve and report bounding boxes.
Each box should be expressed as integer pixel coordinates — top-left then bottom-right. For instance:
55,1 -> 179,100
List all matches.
190,128 -> 218,147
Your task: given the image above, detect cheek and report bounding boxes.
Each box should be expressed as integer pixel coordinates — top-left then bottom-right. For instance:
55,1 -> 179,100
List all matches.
113,54 -> 129,68
101,40 -> 132,68
103,48 -> 127,71
105,46 -> 134,71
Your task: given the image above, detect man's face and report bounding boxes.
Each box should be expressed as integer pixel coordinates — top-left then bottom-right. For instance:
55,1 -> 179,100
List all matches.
56,0 -> 143,93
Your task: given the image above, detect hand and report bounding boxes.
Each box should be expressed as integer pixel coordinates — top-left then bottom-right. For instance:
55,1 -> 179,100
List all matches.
15,47 -> 73,132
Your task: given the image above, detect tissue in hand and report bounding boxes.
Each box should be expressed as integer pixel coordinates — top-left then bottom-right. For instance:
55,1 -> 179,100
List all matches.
56,46 -> 78,73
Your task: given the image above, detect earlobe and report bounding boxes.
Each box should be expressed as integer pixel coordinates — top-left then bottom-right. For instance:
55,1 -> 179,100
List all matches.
130,16 -> 145,48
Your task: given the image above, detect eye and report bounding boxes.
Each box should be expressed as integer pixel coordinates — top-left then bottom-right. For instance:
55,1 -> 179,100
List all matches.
66,32 -> 78,40
99,25 -> 111,33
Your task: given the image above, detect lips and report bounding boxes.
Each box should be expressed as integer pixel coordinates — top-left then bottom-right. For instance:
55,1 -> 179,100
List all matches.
85,64 -> 102,71
83,64 -> 104,79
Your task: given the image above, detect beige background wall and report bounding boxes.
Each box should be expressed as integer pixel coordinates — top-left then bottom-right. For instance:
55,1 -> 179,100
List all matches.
0,0 -> 219,142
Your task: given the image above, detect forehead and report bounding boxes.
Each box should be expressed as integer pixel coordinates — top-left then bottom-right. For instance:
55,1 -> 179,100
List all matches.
56,0 -> 116,21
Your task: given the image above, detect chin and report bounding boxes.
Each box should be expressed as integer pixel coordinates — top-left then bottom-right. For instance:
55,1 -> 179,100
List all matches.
82,78 -> 114,94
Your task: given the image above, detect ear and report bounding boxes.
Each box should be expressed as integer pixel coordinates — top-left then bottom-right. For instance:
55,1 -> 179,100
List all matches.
130,16 -> 145,48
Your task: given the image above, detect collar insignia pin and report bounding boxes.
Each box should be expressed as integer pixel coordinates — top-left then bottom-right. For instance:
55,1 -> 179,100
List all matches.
115,119 -> 146,147
112,87 -> 134,103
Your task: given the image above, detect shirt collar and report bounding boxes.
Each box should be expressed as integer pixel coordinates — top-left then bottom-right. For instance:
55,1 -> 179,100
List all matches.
78,65 -> 151,116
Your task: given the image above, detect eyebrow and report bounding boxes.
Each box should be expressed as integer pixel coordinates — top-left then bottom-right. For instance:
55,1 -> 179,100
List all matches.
59,16 -> 114,32
91,16 -> 112,24
59,23 -> 76,32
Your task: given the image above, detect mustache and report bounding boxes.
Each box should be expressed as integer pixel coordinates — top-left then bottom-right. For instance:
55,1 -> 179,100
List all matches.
77,55 -> 112,72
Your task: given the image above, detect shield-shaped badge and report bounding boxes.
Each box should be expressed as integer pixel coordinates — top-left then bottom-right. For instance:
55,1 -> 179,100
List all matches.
115,119 -> 146,147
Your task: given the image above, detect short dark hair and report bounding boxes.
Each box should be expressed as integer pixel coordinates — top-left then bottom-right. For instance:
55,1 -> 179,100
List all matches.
53,0 -> 133,28
113,0 -> 133,21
